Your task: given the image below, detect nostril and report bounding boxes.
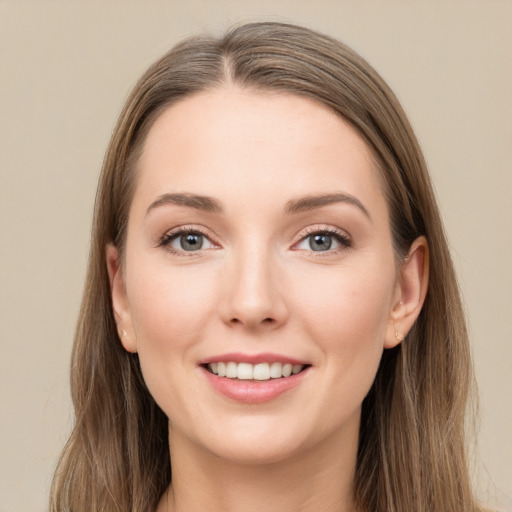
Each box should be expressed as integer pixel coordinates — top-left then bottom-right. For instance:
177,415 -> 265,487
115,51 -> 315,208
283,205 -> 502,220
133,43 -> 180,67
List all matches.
229,317 -> 275,326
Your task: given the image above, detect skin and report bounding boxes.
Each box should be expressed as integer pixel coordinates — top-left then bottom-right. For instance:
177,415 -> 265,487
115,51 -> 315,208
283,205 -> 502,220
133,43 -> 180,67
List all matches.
107,88 -> 428,512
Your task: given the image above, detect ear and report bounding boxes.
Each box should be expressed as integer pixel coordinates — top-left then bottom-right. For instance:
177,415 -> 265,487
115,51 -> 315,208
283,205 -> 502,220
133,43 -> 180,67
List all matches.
385,236 -> 429,349
106,244 -> 137,353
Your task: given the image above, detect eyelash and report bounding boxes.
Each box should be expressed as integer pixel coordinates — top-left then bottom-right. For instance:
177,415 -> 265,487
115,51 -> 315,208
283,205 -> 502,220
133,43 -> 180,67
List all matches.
158,225 -> 352,257
159,226 -> 216,257
293,226 -> 352,255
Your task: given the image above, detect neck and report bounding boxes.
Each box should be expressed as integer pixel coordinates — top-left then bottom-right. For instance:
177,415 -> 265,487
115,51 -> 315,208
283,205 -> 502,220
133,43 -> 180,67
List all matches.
157,415 -> 359,512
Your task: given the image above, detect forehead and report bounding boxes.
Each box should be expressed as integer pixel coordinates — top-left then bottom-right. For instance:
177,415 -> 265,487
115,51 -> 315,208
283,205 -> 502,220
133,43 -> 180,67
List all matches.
132,87 -> 387,218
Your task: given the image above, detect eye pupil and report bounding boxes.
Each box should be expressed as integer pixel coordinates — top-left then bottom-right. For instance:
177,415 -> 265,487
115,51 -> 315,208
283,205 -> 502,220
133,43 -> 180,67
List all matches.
181,233 -> 203,251
310,234 -> 332,251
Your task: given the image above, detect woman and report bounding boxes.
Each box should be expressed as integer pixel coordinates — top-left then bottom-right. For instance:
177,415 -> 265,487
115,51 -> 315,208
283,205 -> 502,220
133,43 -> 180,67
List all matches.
50,22 -> 485,512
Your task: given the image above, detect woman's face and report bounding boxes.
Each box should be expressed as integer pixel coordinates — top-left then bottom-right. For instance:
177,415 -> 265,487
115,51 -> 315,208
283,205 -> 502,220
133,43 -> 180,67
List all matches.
110,88 -> 406,464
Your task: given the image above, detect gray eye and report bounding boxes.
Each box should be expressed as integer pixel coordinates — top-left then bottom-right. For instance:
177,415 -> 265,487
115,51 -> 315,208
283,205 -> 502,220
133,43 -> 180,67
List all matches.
179,233 -> 204,251
165,229 -> 216,254
295,230 -> 349,253
309,234 -> 333,251
167,232 -> 204,252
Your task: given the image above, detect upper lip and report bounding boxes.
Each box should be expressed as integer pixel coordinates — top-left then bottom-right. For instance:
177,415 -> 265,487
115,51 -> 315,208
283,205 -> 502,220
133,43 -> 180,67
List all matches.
199,352 -> 309,366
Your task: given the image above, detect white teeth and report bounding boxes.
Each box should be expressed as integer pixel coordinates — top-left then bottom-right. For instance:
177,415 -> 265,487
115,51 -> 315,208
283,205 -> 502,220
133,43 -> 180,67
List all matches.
207,361 -> 305,380
253,363 -> 270,380
226,362 -> 237,378
237,363 -> 253,380
269,362 -> 282,378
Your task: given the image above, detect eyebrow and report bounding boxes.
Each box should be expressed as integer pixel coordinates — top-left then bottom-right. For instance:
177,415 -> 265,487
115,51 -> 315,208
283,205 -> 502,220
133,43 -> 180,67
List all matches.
145,191 -> 370,220
284,193 -> 371,220
146,193 -> 223,216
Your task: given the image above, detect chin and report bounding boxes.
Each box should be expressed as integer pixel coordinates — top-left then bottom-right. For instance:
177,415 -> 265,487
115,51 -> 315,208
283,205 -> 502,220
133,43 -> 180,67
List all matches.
181,407 -> 359,467
207,435 -> 307,466
170,415 -> 309,466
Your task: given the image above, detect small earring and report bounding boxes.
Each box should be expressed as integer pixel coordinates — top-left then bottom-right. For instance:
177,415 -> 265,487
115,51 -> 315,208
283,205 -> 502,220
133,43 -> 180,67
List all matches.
395,330 -> 405,342
121,329 -> 128,337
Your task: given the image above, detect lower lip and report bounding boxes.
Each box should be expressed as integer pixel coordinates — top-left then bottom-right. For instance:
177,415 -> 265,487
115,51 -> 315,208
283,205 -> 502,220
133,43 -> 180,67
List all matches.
201,367 -> 309,404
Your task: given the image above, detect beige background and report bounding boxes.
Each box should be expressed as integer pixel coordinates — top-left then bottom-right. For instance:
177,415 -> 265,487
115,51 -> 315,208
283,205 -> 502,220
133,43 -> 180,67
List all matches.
0,1 -> 511,510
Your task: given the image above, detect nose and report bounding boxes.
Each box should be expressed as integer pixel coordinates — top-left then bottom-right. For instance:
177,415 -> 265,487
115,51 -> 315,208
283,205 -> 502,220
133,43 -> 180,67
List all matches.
218,245 -> 289,331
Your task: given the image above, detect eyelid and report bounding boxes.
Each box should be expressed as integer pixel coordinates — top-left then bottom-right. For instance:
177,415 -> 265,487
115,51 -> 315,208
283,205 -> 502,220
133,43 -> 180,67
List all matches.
158,225 -> 221,255
157,223 -> 351,256
291,225 -> 352,253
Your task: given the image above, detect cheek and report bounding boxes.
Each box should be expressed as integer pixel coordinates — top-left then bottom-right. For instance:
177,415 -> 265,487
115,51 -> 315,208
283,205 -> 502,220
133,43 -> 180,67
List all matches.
292,260 -> 395,373
125,258 -> 219,373
124,259 -> 222,421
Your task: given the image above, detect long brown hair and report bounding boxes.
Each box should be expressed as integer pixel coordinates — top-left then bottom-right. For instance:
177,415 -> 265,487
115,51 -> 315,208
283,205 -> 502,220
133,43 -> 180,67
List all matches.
50,22 -> 482,512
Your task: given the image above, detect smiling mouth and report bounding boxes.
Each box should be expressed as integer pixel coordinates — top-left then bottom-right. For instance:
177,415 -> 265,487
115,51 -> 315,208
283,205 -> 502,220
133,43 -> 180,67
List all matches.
204,362 -> 309,381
